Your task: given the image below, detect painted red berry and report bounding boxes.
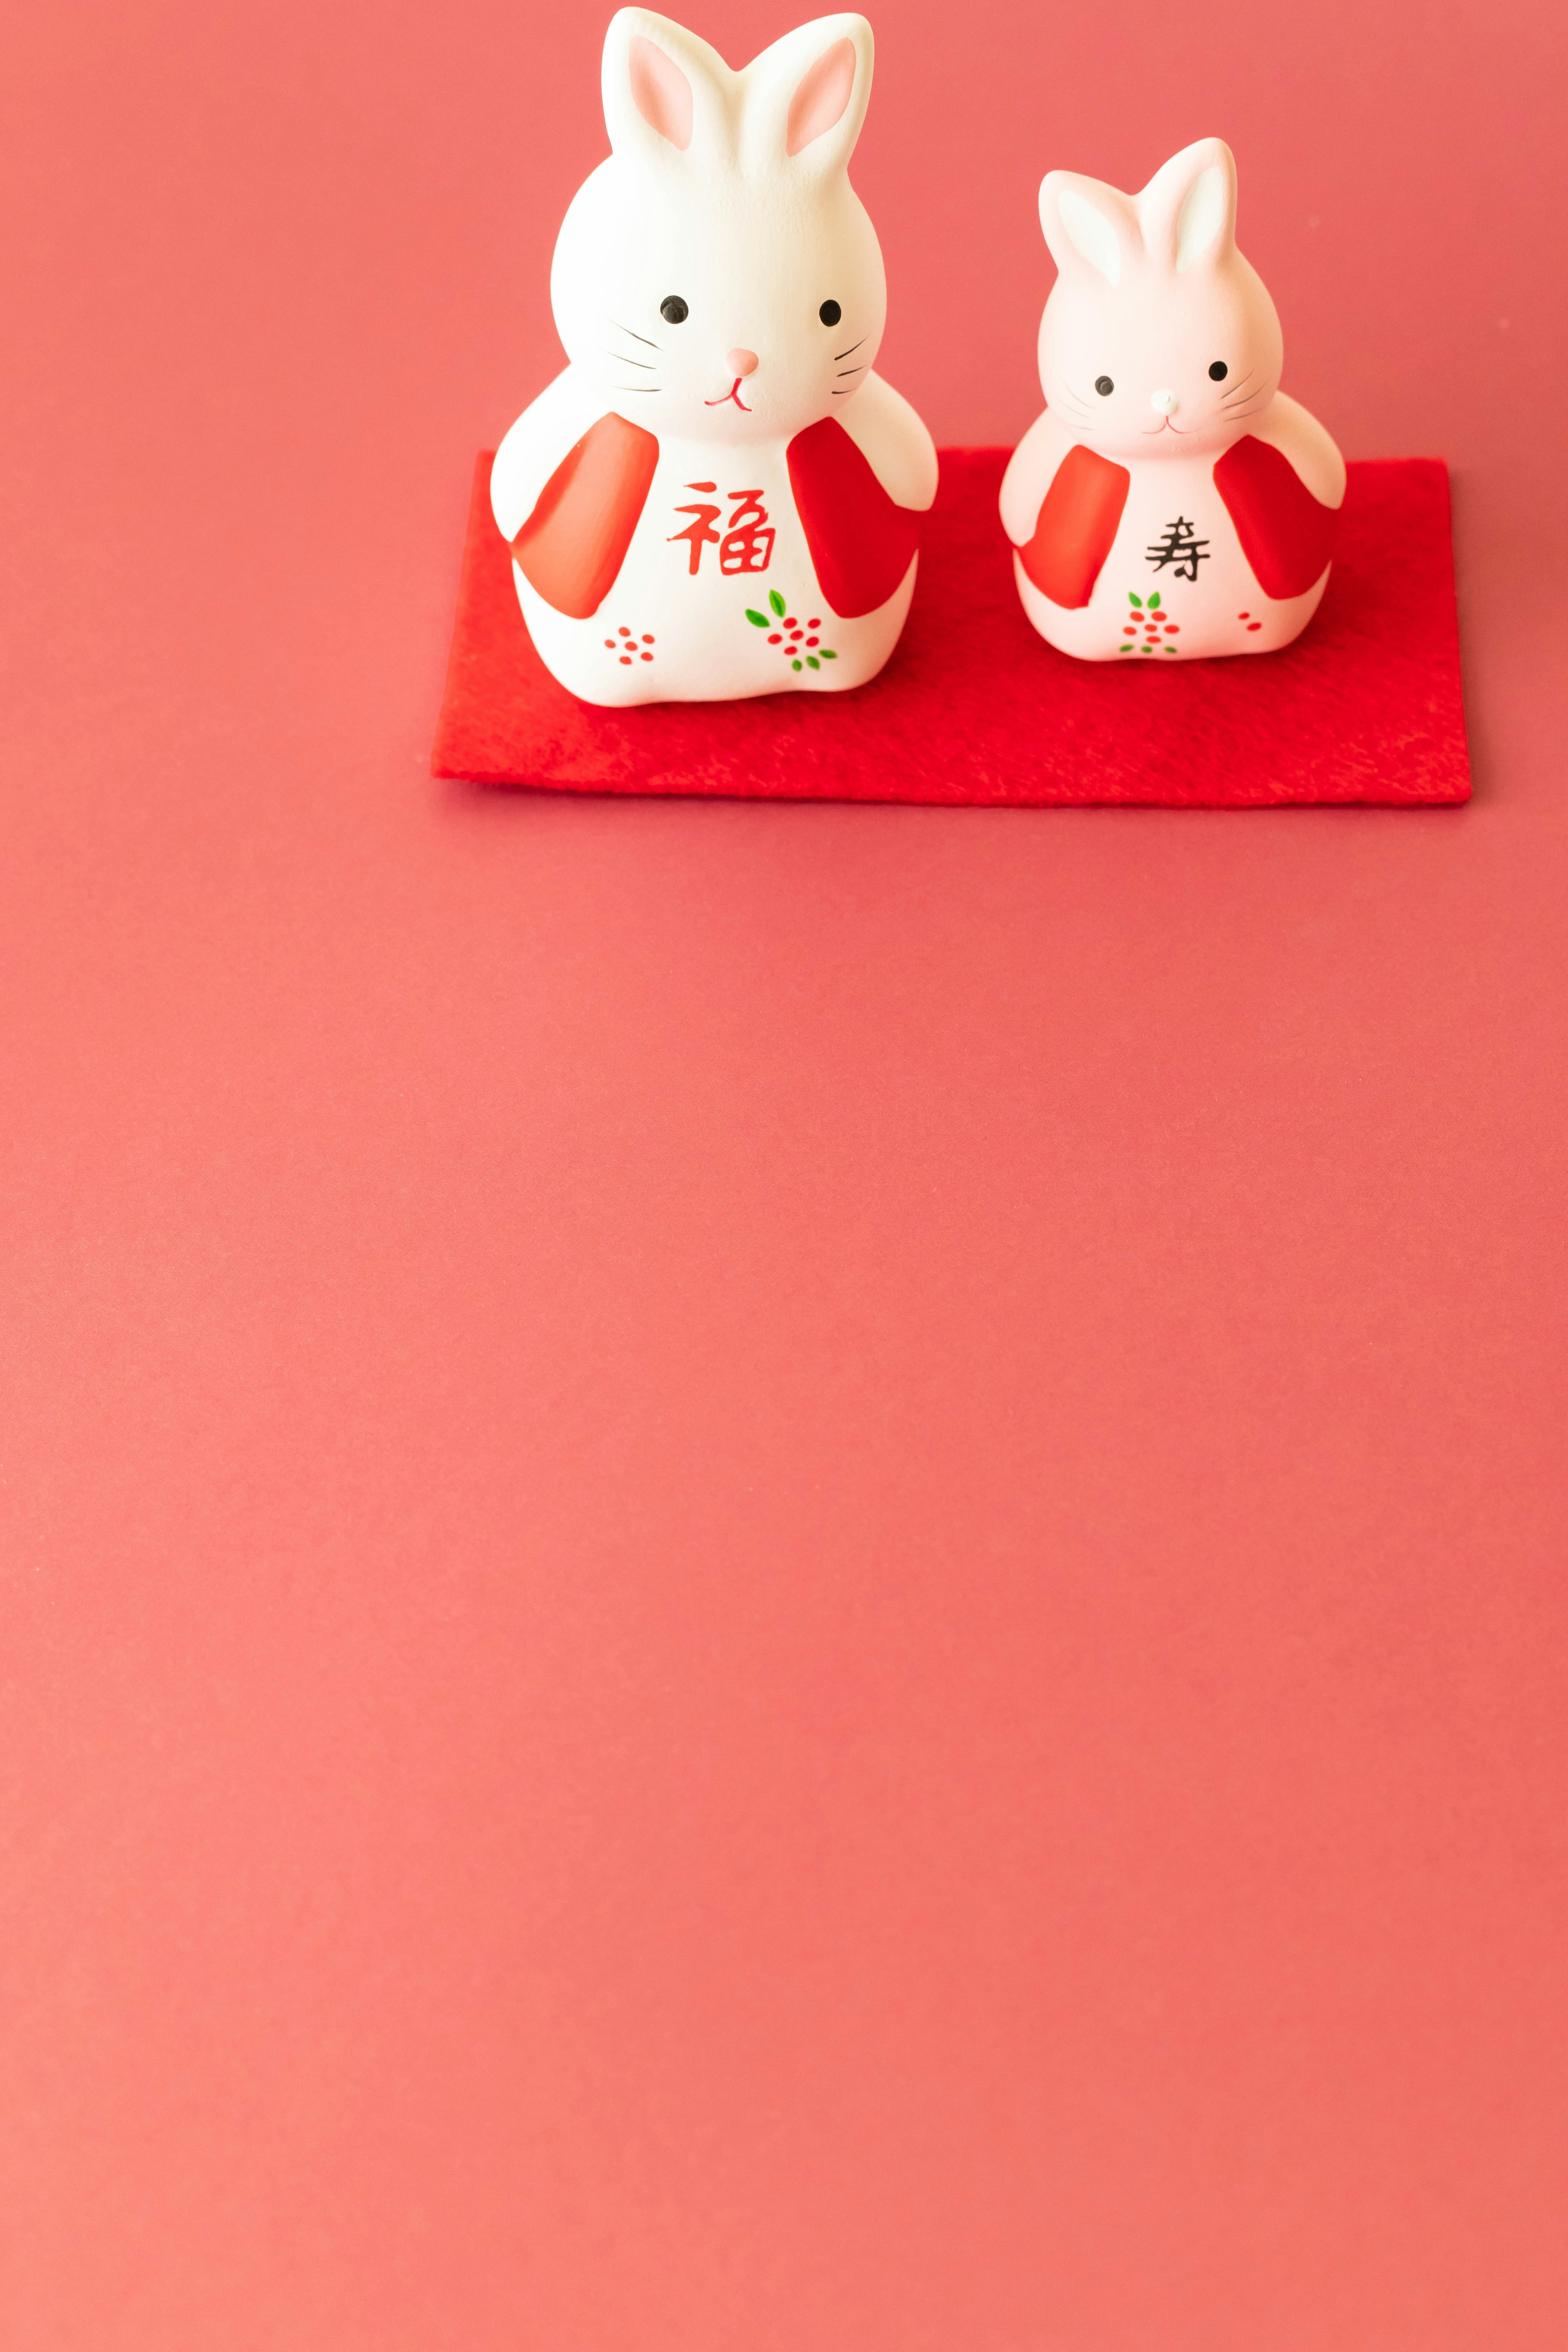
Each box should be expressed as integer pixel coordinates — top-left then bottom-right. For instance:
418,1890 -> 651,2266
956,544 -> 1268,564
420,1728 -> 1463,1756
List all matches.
619,655 -> 632,664
1123,627 -> 1137,637
1246,621 -> 1262,632
806,637 -> 819,648
640,651 -> 653,662
768,633 -> 782,644
641,634 -> 654,644
1238,611 -> 1250,620
807,617 -> 820,627
784,617 -> 798,629
1164,625 -> 1179,634
618,627 -> 633,638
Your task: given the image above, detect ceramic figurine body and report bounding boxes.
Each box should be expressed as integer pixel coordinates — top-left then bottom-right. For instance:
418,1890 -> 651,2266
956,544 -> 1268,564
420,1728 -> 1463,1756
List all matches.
492,8 -> 936,707
1001,138 -> 1345,662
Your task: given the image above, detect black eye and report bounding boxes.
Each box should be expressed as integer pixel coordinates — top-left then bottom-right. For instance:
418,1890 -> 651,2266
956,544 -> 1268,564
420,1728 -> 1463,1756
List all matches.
660,296 -> 688,325
819,299 -> 842,326
1208,360 -> 1228,381
1094,375 -> 1114,396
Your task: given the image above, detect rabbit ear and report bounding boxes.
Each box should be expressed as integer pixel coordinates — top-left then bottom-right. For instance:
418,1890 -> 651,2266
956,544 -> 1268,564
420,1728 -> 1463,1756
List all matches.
1039,172 -> 1140,287
741,15 -> 873,180
602,9 -> 736,168
1138,138 -> 1238,273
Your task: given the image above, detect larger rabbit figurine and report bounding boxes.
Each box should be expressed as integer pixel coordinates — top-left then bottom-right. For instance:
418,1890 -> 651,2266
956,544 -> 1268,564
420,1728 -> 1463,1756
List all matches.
491,9 -> 937,707
1001,138 -> 1345,662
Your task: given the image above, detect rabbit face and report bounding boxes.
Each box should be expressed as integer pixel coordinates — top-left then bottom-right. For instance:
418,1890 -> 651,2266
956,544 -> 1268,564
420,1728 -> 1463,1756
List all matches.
550,9 -> 884,447
553,158 -> 885,445
1036,139 -> 1284,463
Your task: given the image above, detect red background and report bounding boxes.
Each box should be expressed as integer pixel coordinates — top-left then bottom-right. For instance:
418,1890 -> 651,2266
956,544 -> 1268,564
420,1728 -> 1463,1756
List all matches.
2,3 -> 1566,2347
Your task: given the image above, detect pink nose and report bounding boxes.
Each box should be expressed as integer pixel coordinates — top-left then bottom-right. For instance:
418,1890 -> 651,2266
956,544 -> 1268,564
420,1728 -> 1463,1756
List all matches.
726,348 -> 759,378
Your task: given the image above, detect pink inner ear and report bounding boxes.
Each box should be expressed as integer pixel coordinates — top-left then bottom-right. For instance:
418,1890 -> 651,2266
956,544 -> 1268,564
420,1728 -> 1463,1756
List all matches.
786,37 -> 857,157
628,34 -> 693,150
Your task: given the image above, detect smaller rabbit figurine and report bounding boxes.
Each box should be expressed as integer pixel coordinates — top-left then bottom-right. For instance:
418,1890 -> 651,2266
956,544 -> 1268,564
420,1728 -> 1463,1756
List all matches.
491,8 -> 937,707
1001,138 -> 1345,662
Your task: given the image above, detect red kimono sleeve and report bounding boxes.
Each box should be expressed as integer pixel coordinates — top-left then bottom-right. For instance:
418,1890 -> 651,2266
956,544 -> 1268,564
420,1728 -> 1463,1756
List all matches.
786,417 -> 924,620
1016,444 -> 1131,609
1212,434 -> 1340,601
507,414 -> 660,620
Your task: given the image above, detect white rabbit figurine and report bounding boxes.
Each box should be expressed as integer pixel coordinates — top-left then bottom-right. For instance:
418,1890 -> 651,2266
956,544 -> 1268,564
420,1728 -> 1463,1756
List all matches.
1001,138 -> 1345,662
491,8 -> 937,707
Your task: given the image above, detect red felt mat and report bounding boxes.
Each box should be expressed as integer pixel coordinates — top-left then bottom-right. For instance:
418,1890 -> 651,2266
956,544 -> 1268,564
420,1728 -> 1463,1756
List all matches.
432,448 -> 1469,807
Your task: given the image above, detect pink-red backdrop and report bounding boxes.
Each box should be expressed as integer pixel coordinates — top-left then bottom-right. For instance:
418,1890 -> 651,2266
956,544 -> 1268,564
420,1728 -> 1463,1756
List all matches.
2,3 -> 1566,2347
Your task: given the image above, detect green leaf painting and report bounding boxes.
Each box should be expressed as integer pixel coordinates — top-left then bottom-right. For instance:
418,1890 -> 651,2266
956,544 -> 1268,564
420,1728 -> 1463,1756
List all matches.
744,589 -> 837,676
1120,584 -> 1182,654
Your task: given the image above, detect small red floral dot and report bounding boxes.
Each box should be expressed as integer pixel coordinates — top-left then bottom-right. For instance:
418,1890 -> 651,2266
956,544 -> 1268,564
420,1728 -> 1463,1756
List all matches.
619,627 -> 633,638
806,637 -> 819,648
641,634 -> 654,644
604,639 -> 616,649
1164,625 -> 1179,634
1123,627 -> 1138,637
1246,621 -> 1262,632
784,617 -> 798,629
619,655 -> 632,664
807,617 -> 820,628
768,633 -> 782,644
640,651 -> 653,662
1238,611 -> 1250,619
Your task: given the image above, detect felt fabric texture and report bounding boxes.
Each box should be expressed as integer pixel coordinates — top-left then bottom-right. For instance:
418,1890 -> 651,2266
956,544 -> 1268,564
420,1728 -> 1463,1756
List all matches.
432,448 -> 1470,807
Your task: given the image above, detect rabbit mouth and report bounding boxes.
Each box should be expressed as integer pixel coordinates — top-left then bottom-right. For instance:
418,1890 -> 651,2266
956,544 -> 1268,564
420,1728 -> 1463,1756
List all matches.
705,379 -> 752,412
